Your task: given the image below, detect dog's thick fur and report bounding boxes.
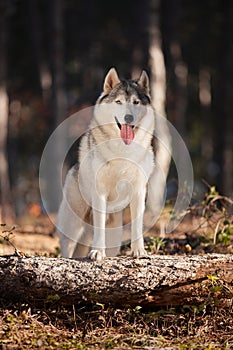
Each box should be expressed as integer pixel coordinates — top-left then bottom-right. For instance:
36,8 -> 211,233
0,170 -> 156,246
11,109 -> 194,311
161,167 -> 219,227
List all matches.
57,68 -> 160,261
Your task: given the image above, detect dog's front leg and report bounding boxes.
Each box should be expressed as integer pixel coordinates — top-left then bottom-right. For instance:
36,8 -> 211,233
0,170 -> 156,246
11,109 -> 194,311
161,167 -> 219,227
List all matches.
130,189 -> 147,257
89,195 -> 106,261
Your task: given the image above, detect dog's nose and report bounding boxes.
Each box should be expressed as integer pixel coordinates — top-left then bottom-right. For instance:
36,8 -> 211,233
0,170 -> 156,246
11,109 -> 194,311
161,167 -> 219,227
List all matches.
124,114 -> 134,124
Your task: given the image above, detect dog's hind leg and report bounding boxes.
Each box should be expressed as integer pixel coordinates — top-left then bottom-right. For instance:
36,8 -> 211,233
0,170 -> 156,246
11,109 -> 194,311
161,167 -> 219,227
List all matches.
72,223 -> 93,258
57,197 -> 86,258
59,233 -> 81,258
105,211 -> 123,257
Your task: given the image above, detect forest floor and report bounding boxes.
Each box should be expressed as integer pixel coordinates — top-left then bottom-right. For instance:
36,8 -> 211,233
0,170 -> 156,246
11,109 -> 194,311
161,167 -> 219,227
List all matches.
0,193 -> 233,349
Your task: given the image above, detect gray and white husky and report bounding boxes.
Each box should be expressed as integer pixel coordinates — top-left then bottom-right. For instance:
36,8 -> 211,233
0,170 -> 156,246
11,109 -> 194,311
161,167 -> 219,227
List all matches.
57,68 -> 170,261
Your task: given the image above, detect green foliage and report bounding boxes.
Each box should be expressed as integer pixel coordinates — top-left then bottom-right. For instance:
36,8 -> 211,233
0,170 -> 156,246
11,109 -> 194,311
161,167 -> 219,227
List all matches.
45,294 -> 61,304
146,236 -> 166,253
205,186 -> 219,201
215,220 -> 233,246
207,274 -> 219,284
199,184 -> 233,246
53,246 -> 61,258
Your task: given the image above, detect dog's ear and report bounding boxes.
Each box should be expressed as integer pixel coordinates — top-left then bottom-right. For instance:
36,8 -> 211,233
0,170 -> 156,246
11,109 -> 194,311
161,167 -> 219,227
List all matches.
103,68 -> 120,93
137,70 -> 150,95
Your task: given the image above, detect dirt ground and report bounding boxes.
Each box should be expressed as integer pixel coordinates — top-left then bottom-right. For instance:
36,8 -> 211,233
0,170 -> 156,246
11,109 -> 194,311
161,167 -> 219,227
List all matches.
1,206 -> 232,257
0,199 -> 233,349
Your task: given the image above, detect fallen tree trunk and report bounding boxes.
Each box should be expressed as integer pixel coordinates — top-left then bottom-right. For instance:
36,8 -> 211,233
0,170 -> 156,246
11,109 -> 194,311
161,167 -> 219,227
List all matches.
0,254 -> 232,308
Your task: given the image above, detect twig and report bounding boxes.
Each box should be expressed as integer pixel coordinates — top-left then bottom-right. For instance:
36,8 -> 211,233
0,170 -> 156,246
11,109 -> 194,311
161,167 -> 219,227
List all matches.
213,219 -> 222,245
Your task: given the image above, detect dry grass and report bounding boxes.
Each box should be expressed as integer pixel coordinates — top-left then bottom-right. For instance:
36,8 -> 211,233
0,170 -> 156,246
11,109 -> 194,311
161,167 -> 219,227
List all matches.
1,301 -> 233,349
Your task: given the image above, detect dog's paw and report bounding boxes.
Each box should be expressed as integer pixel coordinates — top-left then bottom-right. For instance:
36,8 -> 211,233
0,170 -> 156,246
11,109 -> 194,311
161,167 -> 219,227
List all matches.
131,242 -> 147,258
131,248 -> 147,258
88,249 -> 106,262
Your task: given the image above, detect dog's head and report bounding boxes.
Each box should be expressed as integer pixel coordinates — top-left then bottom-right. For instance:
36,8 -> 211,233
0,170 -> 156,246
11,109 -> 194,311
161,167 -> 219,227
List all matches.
98,67 -> 151,105
95,68 -> 153,145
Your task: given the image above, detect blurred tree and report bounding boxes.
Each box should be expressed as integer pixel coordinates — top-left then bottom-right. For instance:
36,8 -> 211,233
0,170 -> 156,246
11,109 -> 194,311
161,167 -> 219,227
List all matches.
28,0 -> 52,103
50,0 -> 67,128
161,0 -> 188,138
46,0 -> 68,212
0,3 -> 15,222
149,0 -> 166,116
213,0 -> 233,196
146,0 -> 171,217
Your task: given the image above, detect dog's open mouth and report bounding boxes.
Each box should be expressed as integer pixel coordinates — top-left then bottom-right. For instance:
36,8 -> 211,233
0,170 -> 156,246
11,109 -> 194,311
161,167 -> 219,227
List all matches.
115,117 -> 135,145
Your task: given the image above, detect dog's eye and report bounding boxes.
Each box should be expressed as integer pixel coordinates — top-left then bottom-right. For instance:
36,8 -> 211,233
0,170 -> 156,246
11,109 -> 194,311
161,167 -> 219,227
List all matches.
133,100 -> 140,105
115,100 -> 122,104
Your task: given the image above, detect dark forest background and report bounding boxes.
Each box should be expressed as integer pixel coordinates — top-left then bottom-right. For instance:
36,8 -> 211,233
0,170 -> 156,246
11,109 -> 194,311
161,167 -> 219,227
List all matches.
0,0 -> 232,221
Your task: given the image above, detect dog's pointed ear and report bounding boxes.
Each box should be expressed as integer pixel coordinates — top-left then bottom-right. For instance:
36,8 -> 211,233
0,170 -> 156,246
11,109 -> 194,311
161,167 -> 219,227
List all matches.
103,68 -> 120,93
137,70 -> 150,95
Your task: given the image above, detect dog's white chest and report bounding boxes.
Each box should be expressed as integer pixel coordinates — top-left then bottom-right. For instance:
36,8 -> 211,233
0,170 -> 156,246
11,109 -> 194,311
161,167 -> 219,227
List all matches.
93,158 -> 147,212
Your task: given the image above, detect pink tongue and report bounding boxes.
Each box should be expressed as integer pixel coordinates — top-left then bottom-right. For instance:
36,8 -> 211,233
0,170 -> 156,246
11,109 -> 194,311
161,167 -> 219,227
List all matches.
120,124 -> 135,145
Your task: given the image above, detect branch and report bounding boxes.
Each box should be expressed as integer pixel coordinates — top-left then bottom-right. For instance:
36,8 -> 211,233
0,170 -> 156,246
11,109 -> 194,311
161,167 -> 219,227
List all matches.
0,254 -> 232,307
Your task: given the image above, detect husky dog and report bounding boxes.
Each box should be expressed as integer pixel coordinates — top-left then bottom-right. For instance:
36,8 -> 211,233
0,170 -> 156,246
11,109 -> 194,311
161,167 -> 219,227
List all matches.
57,68 -> 167,261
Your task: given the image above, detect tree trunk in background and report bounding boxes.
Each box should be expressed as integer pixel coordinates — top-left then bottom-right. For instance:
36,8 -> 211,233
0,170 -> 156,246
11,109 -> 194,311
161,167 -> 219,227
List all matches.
149,0 -> 166,116
0,9 -> 15,223
161,0 -> 188,139
146,0 -> 171,224
45,0 -> 68,213
130,1 -> 149,80
28,0 -> 52,104
199,67 -> 213,184
214,0 -> 233,197
51,0 -> 67,128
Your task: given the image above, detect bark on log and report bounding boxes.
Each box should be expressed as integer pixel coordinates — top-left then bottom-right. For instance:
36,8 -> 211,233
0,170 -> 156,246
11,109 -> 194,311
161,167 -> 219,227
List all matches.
0,254 -> 233,308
